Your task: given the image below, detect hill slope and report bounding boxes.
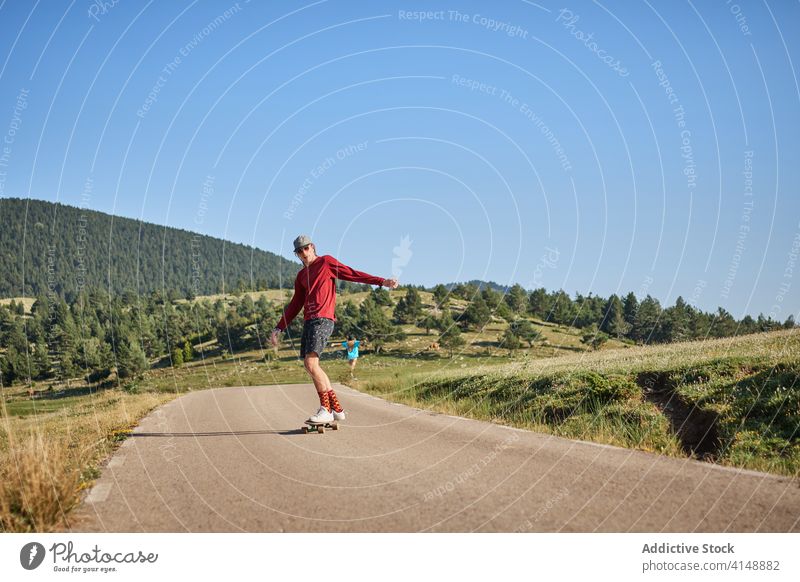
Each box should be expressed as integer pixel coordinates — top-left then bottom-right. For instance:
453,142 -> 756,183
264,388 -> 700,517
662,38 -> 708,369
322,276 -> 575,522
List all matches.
0,198 -> 298,298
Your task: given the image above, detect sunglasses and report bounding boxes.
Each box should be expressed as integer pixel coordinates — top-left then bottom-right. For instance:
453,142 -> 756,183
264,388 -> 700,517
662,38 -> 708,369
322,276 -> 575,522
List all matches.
295,244 -> 311,254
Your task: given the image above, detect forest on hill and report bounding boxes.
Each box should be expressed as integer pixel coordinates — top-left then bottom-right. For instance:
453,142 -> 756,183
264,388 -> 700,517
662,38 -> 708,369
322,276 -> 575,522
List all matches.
0,198 -> 299,299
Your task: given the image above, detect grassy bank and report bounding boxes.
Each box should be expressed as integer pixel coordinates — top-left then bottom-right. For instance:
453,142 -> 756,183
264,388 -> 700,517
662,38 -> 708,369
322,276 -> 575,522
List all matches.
358,329 -> 800,477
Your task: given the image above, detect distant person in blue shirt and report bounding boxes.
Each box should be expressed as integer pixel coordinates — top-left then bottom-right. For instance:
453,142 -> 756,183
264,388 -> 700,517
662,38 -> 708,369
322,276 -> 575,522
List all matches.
341,336 -> 362,378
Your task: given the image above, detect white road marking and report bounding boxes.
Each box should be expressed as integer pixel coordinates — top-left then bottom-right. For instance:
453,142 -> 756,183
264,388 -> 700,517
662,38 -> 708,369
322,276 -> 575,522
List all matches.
85,482 -> 112,504
108,455 -> 126,468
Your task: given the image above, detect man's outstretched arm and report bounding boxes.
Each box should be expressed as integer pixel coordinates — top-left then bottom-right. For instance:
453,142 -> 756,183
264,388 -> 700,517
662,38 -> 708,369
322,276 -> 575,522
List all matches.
327,255 -> 399,288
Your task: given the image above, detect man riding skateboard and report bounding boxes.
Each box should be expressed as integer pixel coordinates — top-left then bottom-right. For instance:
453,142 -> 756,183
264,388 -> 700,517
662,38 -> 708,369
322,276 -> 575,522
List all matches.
270,235 -> 398,424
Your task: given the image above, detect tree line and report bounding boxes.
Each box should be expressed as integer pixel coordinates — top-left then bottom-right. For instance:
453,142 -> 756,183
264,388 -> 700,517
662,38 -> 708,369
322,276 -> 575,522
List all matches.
0,286 -> 400,387
0,282 -> 793,388
438,283 -> 794,345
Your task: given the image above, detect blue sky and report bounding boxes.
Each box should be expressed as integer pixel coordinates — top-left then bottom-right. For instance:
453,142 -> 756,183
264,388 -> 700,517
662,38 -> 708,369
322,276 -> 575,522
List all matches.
0,0 -> 798,320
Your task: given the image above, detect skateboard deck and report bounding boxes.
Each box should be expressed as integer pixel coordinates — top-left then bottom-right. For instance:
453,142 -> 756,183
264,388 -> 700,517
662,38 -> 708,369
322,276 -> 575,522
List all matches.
302,420 -> 339,434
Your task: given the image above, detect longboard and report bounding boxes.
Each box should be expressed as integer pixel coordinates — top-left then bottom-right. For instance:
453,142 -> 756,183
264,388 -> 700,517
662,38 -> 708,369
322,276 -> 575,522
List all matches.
302,420 -> 339,434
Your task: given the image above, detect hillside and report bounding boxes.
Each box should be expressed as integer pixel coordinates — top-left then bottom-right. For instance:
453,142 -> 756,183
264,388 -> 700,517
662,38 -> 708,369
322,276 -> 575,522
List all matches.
363,328 -> 800,476
0,197 -> 298,299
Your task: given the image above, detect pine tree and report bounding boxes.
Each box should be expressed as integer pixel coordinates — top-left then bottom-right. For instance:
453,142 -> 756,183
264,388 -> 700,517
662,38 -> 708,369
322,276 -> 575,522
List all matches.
573,293 -> 599,329
622,291 -> 639,328
357,296 -> 400,353
371,287 -> 394,306
255,295 -> 272,318
756,314 -> 779,333
461,297 -> 492,331
510,318 -> 541,347
631,295 -> 662,344
438,309 -> 465,357
528,288 -> 550,319
710,307 -> 737,337
461,283 -> 479,300
688,309 -> 712,339
661,296 -> 690,342
79,336 -> 102,371
432,284 -> 450,308
334,301 -> 359,339
239,295 -> 255,320
98,341 -> 115,369
739,314 -> 758,334
2,314 -> 29,356
216,310 -> 249,352
117,338 -> 149,379
60,314 -> 82,378
183,340 -> 193,362
0,351 -> 11,386
505,284 -> 528,313
87,342 -> 114,383
161,303 -> 186,352
171,347 -> 184,368
1,345 -> 27,385
600,294 -> 629,338
480,287 -> 504,312
134,308 -> 161,358
451,283 -> 467,300
550,290 -> 576,326
494,301 -> 515,323
1,315 -> 30,384
419,314 -> 438,335
392,287 -> 423,324
500,327 -> 522,352
32,339 -> 50,380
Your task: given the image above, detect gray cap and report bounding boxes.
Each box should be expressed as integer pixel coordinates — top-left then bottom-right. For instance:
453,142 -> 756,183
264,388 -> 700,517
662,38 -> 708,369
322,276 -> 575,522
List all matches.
293,234 -> 313,251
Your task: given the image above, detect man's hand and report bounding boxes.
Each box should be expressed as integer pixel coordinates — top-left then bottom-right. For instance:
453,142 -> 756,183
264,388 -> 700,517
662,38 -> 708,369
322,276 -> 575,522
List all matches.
270,328 -> 281,348
382,277 -> 399,289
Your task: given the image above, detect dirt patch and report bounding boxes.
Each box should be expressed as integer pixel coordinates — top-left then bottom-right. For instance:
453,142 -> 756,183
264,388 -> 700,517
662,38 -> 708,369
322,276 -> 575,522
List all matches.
637,372 -> 720,459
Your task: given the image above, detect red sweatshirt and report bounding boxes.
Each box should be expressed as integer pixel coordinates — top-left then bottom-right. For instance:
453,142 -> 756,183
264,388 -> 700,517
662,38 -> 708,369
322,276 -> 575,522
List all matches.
275,254 -> 385,331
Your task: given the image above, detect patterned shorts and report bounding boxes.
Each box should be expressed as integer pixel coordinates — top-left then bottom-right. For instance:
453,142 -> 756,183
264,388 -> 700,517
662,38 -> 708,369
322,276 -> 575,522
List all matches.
300,317 -> 335,358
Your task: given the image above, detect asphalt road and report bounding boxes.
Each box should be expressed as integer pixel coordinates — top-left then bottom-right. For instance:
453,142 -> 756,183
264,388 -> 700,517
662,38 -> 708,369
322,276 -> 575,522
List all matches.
65,383 -> 800,532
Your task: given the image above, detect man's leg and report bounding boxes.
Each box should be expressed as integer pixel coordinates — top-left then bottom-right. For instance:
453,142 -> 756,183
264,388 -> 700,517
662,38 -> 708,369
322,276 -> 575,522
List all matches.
305,353 -> 344,416
304,352 -> 333,395
303,319 -> 343,417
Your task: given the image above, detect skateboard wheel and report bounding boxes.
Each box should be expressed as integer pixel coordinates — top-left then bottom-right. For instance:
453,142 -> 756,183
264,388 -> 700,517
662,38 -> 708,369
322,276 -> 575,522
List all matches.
332,424 -> 339,431
302,426 -> 309,433
318,426 -> 325,434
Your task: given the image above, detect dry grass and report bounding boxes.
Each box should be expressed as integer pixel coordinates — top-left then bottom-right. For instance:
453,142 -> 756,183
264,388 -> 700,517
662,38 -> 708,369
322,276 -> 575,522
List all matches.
0,296 -> 35,314
174,289 -> 290,304
0,430 -> 79,533
423,328 -> 800,381
0,390 -> 174,532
